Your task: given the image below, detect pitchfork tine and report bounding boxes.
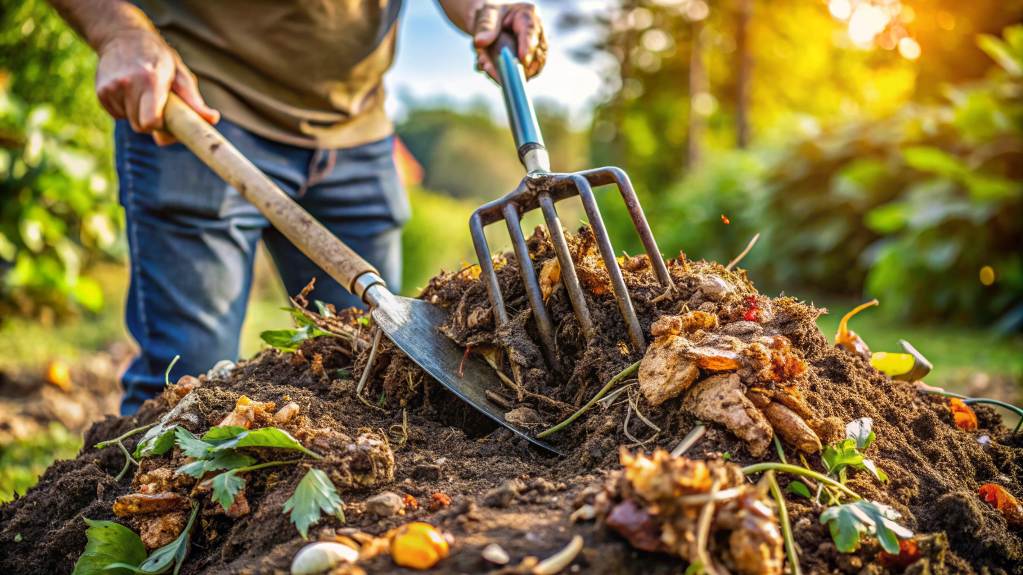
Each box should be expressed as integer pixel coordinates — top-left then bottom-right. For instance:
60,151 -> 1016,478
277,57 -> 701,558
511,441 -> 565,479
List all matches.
503,202 -> 558,367
539,193 -> 595,342
571,174 -> 646,353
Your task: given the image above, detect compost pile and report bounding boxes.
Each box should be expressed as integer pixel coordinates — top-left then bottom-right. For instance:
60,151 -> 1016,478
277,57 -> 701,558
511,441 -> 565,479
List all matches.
1,226 -> 1022,575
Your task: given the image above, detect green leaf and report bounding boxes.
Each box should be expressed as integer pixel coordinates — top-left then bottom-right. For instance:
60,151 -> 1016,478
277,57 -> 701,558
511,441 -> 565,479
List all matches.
845,418 -> 875,450
684,560 -> 705,575
823,440 -> 863,475
902,146 -> 968,180
260,329 -> 301,351
72,276 -> 104,311
820,503 -> 864,553
173,460 -> 208,479
820,501 -> 913,555
785,481 -> 812,499
173,428 -> 213,459
283,468 -> 345,539
211,470 -> 246,513
109,504 -> 200,574
71,518 -> 146,575
201,426 -> 247,443
175,450 -> 254,479
314,300 -> 334,317
209,427 -> 319,458
134,427 -> 178,459
977,33 -> 1022,76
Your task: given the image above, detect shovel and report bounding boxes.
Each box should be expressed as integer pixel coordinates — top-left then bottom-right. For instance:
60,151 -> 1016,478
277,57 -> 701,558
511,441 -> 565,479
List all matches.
162,84 -> 563,456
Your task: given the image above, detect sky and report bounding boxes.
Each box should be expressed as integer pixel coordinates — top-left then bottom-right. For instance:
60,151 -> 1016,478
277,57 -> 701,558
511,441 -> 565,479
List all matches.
385,0 -> 610,127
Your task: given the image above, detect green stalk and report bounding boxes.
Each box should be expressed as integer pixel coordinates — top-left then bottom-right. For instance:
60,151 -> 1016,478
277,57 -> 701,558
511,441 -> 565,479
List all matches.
114,442 -> 137,481
962,398 -> 1023,433
165,355 -> 180,387
537,360 -> 640,439
919,389 -> 1023,433
234,460 -> 298,475
766,471 -> 801,575
742,463 -> 862,501
774,435 -> 788,465
94,422 -> 158,449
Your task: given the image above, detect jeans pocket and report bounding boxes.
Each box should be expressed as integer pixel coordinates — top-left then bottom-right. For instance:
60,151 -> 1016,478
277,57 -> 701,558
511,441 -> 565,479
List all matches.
116,121 -> 229,218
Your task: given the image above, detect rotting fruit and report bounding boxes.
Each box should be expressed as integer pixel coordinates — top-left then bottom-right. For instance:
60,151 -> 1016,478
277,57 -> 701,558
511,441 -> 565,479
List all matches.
950,398 -> 978,431
389,522 -> 450,570
978,484 -> 1023,528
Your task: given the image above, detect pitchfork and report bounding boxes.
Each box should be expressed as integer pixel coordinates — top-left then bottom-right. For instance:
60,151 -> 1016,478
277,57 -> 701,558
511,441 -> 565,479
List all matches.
471,32 -> 675,371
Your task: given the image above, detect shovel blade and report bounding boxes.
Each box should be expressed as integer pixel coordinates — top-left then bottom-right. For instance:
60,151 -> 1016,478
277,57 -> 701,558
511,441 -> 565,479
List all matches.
368,289 -> 562,456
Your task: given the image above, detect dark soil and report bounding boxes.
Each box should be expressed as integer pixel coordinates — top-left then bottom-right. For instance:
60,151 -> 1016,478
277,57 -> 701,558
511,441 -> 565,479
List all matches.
2,226 -> 1021,575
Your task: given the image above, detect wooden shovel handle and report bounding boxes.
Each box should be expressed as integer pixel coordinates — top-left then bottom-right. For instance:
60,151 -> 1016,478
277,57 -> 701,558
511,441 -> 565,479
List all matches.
162,92 -> 379,296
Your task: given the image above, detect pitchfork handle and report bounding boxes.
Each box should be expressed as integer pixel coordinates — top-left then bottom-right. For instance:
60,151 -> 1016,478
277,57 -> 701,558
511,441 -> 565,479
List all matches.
488,31 -> 549,173
162,92 -> 383,300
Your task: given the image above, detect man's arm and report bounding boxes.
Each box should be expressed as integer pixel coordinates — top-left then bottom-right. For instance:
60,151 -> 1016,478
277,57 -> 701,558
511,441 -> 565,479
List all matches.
46,0 -> 218,144
437,0 -> 548,80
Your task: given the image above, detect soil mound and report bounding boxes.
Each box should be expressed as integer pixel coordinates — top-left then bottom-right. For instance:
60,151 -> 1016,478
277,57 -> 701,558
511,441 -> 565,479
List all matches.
1,226 -> 1021,575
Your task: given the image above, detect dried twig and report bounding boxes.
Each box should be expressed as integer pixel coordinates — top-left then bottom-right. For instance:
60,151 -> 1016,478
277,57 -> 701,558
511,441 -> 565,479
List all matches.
670,424 -> 707,457
695,478 -> 722,575
481,352 -> 575,413
356,327 -> 383,395
725,233 -> 760,271
388,409 -> 408,446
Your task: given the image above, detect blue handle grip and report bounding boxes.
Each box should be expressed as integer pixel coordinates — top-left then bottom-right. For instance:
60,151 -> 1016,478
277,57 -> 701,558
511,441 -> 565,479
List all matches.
489,31 -> 546,165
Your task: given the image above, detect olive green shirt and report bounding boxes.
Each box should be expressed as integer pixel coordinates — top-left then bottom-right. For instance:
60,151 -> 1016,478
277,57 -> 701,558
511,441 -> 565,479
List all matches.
135,0 -> 403,148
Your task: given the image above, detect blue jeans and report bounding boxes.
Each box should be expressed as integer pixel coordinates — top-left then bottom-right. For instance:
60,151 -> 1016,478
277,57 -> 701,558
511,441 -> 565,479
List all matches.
116,120 -> 410,415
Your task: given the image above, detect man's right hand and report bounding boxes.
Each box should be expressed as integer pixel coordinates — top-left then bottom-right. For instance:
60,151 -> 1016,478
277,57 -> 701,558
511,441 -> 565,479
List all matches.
95,29 -> 219,145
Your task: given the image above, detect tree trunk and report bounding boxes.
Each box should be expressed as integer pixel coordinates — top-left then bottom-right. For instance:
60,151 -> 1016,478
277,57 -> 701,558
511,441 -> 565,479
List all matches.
735,0 -> 753,148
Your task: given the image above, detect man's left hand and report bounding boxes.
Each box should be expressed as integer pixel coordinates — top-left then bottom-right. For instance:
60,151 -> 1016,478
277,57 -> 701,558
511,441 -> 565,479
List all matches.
473,3 -> 547,81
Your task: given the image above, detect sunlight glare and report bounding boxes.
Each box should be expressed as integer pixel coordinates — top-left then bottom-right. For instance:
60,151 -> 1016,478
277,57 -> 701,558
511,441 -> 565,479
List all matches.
848,4 -> 888,45
829,0 -> 852,21
898,37 -> 921,60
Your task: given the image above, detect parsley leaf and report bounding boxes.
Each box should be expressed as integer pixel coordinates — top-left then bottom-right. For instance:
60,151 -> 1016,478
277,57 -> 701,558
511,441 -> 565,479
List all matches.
173,428 -> 213,459
283,468 -> 345,539
211,470 -> 247,513
71,518 -> 146,575
819,501 -> 913,554
175,450 -> 254,479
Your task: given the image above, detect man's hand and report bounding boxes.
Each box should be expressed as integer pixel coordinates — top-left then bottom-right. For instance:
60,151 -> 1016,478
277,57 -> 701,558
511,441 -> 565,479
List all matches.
96,29 -> 219,145
473,3 -> 547,81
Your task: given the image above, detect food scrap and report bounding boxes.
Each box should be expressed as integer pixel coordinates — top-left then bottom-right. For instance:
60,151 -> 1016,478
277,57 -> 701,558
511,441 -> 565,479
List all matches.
978,484 -> 1023,528
389,522 -> 449,570
950,398 -> 978,431
721,214 -> 730,224
834,299 -> 878,361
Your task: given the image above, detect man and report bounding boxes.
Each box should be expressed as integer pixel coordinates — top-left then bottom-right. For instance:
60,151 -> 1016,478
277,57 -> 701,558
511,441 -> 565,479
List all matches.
46,0 -> 548,414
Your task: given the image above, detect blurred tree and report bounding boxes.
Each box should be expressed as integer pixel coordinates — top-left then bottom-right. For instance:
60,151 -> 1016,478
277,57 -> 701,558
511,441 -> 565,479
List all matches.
0,0 -> 120,322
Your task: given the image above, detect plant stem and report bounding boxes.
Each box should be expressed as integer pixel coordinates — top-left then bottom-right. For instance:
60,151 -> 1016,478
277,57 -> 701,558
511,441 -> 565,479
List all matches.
537,360 -> 641,439
165,355 -> 180,387
114,442 -> 136,481
962,398 -> 1023,433
235,460 -> 298,475
95,422 -> 158,449
766,471 -> 801,575
742,463 -> 861,501
774,435 -> 788,465
919,389 -> 1023,433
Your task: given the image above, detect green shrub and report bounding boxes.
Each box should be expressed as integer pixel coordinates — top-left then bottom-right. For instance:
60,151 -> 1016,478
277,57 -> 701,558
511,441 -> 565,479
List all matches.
0,421 -> 82,503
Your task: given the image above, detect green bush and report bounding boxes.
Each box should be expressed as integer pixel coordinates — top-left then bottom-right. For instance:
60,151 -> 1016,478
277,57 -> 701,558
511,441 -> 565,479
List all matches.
617,26 -> 1022,330
0,421 -> 82,503
0,0 -> 120,320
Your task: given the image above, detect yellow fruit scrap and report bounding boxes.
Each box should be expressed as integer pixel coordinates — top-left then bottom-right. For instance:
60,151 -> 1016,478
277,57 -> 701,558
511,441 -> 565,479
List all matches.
870,352 -> 916,377
389,522 -> 449,570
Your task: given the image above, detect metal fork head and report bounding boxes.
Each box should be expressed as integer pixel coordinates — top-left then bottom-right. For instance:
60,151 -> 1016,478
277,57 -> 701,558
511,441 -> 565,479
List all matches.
469,166 -> 674,368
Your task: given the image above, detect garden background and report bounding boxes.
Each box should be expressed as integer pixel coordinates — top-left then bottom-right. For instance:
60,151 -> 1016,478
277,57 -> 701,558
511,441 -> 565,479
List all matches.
1,0 -> 1020,502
